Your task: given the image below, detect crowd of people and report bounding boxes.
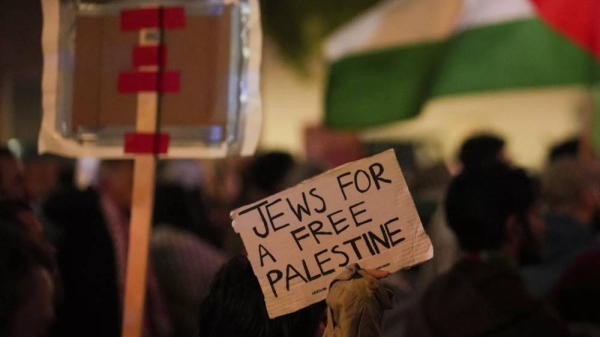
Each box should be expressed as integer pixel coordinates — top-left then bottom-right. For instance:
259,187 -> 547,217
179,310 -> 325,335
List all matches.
0,135 -> 599,337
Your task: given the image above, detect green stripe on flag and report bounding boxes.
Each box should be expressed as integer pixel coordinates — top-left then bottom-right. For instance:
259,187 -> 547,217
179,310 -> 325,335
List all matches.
325,19 -> 600,129
433,19 -> 600,96
325,42 -> 445,129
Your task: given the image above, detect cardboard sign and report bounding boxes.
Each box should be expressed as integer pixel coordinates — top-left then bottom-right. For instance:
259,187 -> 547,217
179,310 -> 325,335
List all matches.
231,149 -> 433,318
40,0 -> 262,158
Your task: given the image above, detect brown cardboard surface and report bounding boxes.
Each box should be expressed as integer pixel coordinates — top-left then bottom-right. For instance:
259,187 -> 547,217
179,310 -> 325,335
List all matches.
72,16 -> 106,130
71,7 -> 232,134
231,149 -> 434,318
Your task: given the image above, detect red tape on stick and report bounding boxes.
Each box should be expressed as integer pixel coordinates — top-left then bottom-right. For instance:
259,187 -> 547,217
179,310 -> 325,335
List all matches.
121,7 -> 186,31
133,46 -> 167,67
118,71 -> 180,93
124,133 -> 170,154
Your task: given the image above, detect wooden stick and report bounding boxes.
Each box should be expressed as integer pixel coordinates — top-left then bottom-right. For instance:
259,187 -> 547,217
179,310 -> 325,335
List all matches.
121,25 -> 160,337
122,156 -> 156,337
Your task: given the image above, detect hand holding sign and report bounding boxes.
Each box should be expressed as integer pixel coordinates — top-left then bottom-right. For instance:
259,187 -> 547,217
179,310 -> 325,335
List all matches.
231,149 -> 433,318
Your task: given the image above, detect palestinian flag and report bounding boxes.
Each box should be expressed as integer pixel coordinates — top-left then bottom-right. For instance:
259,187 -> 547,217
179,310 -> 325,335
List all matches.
324,0 -> 600,154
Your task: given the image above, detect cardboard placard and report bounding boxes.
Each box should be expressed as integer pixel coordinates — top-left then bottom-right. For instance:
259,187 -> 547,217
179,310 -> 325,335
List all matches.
231,149 -> 433,318
71,10 -> 230,132
40,0 -> 263,158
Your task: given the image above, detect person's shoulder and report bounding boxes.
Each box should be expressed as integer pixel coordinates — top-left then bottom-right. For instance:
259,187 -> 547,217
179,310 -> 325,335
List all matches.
424,260 -> 536,312
411,261 -> 562,337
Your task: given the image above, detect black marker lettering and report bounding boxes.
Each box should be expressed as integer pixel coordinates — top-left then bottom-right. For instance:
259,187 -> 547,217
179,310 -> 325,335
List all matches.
309,188 -> 327,213
286,192 -> 311,222
362,233 -> 376,256
327,209 -> 349,235
384,217 -> 405,246
355,169 -> 372,193
337,172 -> 353,200
267,269 -> 283,298
332,245 -> 350,267
350,201 -> 372,227
369,162 -> 392,190
286,264 -> 308,291
302,259 -> 322,282
291,227 -> 310,251
238,200 -> 270,238
342,236 -> 363,260
266,199 -> 289,232
368,225 -> 390,254
258,244 -> 276,267
314,249 -> 335,276
308,220 -> 333,244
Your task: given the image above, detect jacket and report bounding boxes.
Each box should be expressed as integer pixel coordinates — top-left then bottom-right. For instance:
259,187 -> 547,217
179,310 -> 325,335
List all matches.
522,213 -> 600,299
405,258 -> 568,337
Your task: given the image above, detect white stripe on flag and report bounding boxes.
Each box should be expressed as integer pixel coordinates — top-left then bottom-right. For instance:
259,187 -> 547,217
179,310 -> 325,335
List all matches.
456,0 -> 535,31
325,0 -> 462,61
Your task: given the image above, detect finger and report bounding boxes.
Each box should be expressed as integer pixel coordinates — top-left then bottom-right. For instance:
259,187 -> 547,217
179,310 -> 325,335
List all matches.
364,269 -> 390,280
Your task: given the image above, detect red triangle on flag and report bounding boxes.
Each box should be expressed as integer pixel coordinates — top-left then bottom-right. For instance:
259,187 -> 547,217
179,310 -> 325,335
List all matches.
532,0 -> 600,61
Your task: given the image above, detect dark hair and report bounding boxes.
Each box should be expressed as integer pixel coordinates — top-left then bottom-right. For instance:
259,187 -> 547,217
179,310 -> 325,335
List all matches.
445,164 -> 537,252
548,138 -> 579,163
199,256 -> 325,337
244,152 -> 295,194
458,134 -> 505,170
0,221 -> 54,336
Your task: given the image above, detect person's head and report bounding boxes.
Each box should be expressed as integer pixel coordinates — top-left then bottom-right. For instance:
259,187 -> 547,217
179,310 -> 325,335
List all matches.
0,222 -> 55,337
458,134 -> 507,170
199,256 -> 326,337
548,138 -> 580,164
0,200 -> 43,239
282,162 -> 326,189
0,147 -> 27,201
242,152 -> 296,202
445,164 -> 542,265
98,160 -> 134,211
541,158 -> 600,226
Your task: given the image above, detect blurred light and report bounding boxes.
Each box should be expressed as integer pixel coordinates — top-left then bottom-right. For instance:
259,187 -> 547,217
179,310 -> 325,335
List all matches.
76,157 -> 100,189
7,138 -> 23,159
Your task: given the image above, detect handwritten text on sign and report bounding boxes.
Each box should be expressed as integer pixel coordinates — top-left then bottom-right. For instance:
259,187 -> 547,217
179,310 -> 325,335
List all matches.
231,150 -> 433,318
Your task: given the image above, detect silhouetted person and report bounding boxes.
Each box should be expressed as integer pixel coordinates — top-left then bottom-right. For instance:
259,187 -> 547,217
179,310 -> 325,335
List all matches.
0,220 -> 56,337
522,158 -> 600,299
44,160 -> 170,337
239,151 -> 296,204
458,134 -> 508,170
548,138 -> 580,164
406,164 -> 566,337
199,256 -> 326,337
420,134 -> 510,289
151,226 -> 226,337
